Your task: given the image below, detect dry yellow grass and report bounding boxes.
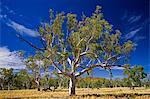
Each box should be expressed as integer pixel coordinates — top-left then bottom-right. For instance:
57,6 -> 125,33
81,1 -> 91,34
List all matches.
0,87 -> 150,99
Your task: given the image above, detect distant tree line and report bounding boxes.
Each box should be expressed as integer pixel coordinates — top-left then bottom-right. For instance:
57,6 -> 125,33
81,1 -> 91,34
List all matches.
0,66 -> 149,90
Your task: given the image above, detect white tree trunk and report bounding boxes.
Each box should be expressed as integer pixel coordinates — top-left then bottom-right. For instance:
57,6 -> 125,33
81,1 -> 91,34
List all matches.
69,77 -> 76,96
58,79 -> 62,89
35,79 -> 40,91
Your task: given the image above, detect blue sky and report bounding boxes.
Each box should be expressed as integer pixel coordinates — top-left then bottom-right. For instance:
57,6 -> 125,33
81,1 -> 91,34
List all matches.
0,0 -> 149,78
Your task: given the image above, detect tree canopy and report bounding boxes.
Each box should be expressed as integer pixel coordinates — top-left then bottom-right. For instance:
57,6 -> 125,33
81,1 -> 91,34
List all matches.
16,6 -> 138,95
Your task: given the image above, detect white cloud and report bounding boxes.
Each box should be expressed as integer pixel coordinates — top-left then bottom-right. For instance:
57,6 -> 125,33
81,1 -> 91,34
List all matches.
0,14 -> 7,19
134,36 -> 146,42
125,27 -> 142,40
121,11 -> 142,24
112,66 -> 124,70
6,20 -> 38,37
0,5 -> 37,37
4,6 -> 16,15
0,47 -> 25,69
121,11 -> 145,41
128,15 -> 142,24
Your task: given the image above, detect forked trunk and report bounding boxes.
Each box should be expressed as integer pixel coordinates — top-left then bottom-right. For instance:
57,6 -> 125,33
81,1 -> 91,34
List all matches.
69,76 -> 76,96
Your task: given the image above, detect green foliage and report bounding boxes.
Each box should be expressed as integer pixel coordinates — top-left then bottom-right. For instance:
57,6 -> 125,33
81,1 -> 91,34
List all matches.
14,70 -> 31,89
0,68 -> 149,90
67,13 -> 77,31
124,65 -> 147,88
34,6 -> 136,76
52,12 -> 65,36
0,68 -> 14,90
9,6 -> 146,95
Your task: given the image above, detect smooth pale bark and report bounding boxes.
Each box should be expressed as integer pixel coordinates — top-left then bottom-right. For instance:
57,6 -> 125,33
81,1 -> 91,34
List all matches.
35,79 -> 40,91
58,79 -> 62,89
69,76 -> 76,96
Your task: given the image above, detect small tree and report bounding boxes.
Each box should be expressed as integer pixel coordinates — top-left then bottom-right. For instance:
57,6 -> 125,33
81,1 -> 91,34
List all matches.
25,55 -> 42,91
0,68 -> 14,90
124,64 -> 147,89
17,6 -> 135,95
14,69 -> 31,89
41,57 -> 51,90
0,68 -> 4,90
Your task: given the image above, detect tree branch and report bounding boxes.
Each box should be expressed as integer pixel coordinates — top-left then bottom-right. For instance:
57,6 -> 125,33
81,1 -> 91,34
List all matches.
75,63 -> 122,77
74,51 -> 97,68
38,35 -> 47,49
67,58 -> 72,66
85,35 -> 94,52
105,54 -> 119,63
73,35 -> 94,68
16,34 -> 46,51
43,54 -> 72,77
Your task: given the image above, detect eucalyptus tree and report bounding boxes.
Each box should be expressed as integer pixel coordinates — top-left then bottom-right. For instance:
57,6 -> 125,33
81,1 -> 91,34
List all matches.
15,69 -> 31,89
124,64 -> 147,89
17,6 -> 135,95
25,54 -> 43,91
41,58 -> 52,90
0,68 -> 5,90
0,68 -> 14,90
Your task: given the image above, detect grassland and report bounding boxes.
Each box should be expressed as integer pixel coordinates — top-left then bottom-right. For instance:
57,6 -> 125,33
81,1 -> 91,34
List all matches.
0,87 -> 150,99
